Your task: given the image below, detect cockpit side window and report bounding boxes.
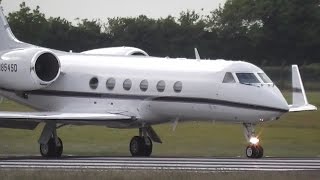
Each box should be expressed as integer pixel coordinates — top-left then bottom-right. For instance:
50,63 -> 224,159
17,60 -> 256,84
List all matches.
258,73 -> 273,83
236,73 -> 260,84
223,72 -> 236,83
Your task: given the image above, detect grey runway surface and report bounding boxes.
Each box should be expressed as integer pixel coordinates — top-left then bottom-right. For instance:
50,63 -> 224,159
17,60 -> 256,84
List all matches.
0,156 -> 320,171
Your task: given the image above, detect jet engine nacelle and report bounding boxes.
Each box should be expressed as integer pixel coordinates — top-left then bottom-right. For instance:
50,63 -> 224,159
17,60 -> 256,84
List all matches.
0,48 -> 61,90
81,46 -> 149,56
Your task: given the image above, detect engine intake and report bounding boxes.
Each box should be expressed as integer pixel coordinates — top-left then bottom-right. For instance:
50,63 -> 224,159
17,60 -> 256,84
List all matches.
35,53 -> 60,82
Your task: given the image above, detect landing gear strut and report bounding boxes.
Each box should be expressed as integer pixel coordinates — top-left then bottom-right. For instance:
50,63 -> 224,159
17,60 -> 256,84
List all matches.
243,123 -> 263,158
129,128 -> 153,157
38,122 -> 64,158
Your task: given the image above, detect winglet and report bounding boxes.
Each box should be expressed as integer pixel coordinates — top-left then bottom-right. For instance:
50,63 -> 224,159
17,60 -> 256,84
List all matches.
289,65 -> 317,112
194,48 -> 200,61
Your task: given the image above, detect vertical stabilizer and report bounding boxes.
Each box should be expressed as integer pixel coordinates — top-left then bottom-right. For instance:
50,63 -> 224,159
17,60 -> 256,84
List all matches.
0,7 -> 28,51
194,48 -> 200,61
289,65 -> 317,112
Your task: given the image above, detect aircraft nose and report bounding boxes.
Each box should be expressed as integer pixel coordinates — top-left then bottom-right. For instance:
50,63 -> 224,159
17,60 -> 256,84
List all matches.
272,86 -> 289,112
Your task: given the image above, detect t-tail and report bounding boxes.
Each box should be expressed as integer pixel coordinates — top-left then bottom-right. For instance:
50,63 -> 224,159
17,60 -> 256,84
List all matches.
0,7 -> 29,51
289,65 -> 317,112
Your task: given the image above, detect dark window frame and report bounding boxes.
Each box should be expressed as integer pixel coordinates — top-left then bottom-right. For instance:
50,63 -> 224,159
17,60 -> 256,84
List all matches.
140,79 -> 148,91
106,77 -> 116,90
173,81 -> 183,93
123,79 -> 132,91
89,77 -> 99,90
156,80 -> 166,92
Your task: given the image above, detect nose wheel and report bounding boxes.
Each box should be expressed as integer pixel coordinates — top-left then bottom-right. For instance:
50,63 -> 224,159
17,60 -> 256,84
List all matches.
243,123 -> 264,159
246,144 -> 264,158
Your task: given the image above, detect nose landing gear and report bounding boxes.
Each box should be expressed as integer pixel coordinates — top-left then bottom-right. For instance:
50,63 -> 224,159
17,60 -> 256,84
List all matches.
246,144 -> 264,158
243,123 -> 263,158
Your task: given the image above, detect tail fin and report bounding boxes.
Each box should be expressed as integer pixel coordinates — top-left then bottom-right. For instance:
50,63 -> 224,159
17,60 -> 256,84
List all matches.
194,48 -> 200,60
0,7 -> 28,51
289,65 -> 317,112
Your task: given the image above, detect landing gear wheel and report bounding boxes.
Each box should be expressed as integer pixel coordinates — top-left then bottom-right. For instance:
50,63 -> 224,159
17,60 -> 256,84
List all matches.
256,145 -> 264,158
130,136 -> 153,157
143,137 -> 153,157
246,144 -> 263,159
40,137 -> 63,158
130,136 -> 144,157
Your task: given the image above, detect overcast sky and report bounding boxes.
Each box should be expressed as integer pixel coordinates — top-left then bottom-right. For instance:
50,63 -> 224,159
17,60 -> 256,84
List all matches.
1,0 -> 226,22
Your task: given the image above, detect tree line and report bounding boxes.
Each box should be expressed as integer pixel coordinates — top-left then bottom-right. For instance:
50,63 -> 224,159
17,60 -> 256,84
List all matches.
2,1 -> 320,65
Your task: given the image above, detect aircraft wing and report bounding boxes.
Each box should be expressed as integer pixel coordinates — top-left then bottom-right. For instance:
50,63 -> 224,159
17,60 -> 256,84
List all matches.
0,111 -> 135,129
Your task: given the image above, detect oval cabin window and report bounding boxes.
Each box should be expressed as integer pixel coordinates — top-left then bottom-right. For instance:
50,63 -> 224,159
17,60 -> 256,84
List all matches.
173,81 -> 182,93
157,80 -> 166,92
89,77 -> 99,89
140,80 -> 148,91
106,78 -> 116,90
123,79 -> 132,91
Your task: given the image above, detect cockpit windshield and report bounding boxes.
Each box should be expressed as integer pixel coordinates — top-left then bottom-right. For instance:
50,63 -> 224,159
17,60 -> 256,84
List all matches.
258,73 -> 273,83
236,73 -> 260,84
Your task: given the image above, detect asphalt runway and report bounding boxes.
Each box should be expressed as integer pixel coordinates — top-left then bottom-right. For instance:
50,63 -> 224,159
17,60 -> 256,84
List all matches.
0,156 -> 320,171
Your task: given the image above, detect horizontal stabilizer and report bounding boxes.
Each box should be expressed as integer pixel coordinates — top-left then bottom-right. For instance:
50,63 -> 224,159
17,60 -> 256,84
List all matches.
289,104 -> 317,112
289,65 -> 317,112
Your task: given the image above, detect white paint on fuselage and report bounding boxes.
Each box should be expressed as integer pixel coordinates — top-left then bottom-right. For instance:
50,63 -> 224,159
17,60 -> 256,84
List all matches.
0,53 -> 289,127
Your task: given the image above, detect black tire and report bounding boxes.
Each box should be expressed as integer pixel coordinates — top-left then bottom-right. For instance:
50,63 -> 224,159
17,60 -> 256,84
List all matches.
256,145 -> 264,158
246,145 -> 254,158
246,144 -> 263,159
40,137 -> 63,158
55,137 -> 63,158
143,137 -> 153,157
40,143 -> 50,158
130,136 -> 145,157
246,145 -> 257,158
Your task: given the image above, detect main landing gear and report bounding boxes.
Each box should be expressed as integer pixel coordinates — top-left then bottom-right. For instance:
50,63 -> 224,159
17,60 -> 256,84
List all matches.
37,123 -> 161,158
130,136 -> 153,157
243,123 -> 263,159
129,127 -> 161,157
40,137 -> 63,158
38,122 -> 64,158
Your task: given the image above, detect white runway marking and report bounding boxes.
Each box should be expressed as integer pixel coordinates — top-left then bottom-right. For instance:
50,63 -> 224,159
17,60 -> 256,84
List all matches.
0,156 -> 320,171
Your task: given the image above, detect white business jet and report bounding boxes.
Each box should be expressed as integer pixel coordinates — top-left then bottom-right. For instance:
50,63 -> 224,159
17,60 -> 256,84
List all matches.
0,9 -> 317,158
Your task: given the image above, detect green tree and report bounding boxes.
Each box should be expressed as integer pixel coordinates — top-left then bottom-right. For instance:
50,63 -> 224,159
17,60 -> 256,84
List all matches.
5,1 -> 320,64
207,0 -> 320,65
43,17 -> 72,50
7,2 -> 48,46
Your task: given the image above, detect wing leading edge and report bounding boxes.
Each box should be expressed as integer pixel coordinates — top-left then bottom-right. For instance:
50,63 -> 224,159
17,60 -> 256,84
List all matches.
0,111 -> 134,129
